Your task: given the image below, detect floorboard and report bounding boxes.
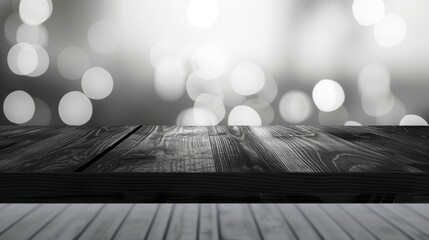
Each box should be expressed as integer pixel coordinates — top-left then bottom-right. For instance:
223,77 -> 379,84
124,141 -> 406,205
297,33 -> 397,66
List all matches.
0,204 -> 428,239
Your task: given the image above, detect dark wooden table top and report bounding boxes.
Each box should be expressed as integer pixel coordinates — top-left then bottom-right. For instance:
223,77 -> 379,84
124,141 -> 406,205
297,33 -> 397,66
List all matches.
0,125 -> 429,203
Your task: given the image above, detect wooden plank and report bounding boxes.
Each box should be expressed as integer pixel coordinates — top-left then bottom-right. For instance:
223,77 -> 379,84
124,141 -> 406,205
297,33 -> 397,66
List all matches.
86,126 -> 215,172
319,126 -> 429,172
146,204 -> 175,240
0,126 -> 136,172
199,204 -> 219,240
275,204 -> 321,240
320,205 -> 377,240
0,204 -> 67,240
165,204 -> 199,240
297,204 -> 352,240
217,204 -> 262,240
78,204 -> 132,240
252,126 -> 422,172
32,204 -> 104,240
250,204 -> 297,240
0,204 -> 39,234
113,204 -> 159,240
382,205 -> 429,236
367,205 -> 429,239
339,204 -> 412,240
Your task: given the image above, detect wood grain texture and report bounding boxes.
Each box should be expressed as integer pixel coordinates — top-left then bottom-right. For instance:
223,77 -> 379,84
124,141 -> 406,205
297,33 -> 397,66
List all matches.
86,126 -> 215,172
0,126 -> 429,202
0,126 -> 136,172
78,204 -> 132,240
338,204 -> 411,240
0,204 -> 429,240
0,204 -> 68,240
32,204 -> 104,240
113,204 -> 159,240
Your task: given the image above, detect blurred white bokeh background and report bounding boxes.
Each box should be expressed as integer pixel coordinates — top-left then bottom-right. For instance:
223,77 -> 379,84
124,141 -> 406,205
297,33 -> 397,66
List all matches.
0,0 -> 428,126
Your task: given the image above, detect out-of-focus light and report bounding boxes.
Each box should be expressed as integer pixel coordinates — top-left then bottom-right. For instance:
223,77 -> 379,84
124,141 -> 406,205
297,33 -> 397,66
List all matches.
187,0 -> 218,28
361,85 -> 395,117
231,62 -> 265,96
19,0 -> 53,26
219,75 -> 246,108
88,21 -> 118,54
154,57 -> 186,102
7,42 -> 38,75
400,115 -> 428,126
26,97 -> 51,125
16,23 -> 48,47
376,98 -> 406,125
176,108 -> 217,126
177,45 -> 200,74
81,67 -> 114,100
319,106 -> 349,125
186,70 -> 223,101
312,79 -> 345,112
257,74 -> 278,103
194,93 -> 225,125
28,45 -> 49,77
358,62 -> 390,93
3,90 -> 35,124
245,98 -> 275,125
352,0 -> 385,26
228,105 -> 262,126
4,13 -> 21,45
374,13 -> 407,48
149,41 -> 178,68
191,46 -> 226,77
345,121 -> 363,126
279,91 -> 313,124
57,47 -> 90,80
59,91 -> 93,126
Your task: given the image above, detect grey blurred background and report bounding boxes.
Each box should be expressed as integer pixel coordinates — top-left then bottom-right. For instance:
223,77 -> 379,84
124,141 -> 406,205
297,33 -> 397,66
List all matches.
0,0 -> 428,126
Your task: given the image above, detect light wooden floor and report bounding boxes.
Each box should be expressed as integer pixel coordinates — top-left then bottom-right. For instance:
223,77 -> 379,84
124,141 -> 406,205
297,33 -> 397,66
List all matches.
0,204 -> 428,239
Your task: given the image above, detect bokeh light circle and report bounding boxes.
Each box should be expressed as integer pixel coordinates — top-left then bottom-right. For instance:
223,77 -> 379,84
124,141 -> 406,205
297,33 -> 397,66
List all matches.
352,0 -> 385,26
194,93 -> 225,125
374,13 -> 407,48
7,42 -> 38,76
59,91 -> 93,126
279,91 -> 313,124
228,105 -> 262,126
231,62 -> 265,96
345,121 -> 363,126
186,70 -> 223,101
3,90 -> 35,124
245,98 -> 275,125
88,21 -> 118,54
358,62 -> 390,93
82,67 -> 114,100
312,79 -> 345,112
16,23 -> 48,46
257,74 -> 278,103
399,115 -> 428,126
361,85 -> 395,117
19,0 -> 53,26
57,47 -> 90,80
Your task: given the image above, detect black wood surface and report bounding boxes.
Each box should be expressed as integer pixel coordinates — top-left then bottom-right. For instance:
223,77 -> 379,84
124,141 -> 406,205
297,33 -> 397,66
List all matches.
0,126 -> 428,202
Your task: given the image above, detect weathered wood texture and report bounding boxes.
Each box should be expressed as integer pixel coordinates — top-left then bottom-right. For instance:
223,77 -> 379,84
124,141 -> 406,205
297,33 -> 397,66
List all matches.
0,126 -> 429,202
0,126 -> 136,172
0,204 -> 428,240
